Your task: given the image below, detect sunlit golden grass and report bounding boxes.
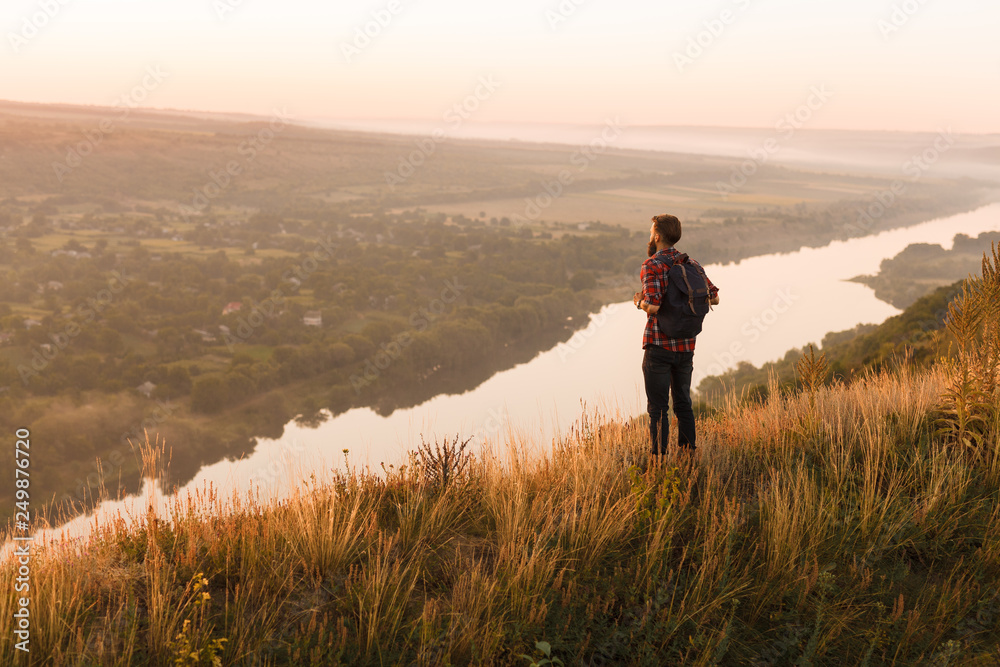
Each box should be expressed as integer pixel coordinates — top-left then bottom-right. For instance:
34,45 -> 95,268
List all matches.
2,357 -> 999,665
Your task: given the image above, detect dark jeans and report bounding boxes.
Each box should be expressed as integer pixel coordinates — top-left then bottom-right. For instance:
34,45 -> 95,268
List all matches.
642,346 -> 696,454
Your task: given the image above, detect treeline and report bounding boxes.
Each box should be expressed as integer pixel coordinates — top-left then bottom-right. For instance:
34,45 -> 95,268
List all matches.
0,208 -> 640,405
182,286 -> 592,414
852,231 -> 1000,308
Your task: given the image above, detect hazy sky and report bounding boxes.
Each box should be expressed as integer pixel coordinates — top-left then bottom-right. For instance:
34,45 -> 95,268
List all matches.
2,0 -> 998,133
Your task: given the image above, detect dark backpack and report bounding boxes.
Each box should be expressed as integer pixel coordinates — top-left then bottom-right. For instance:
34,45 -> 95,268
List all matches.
655,253 -> 712,339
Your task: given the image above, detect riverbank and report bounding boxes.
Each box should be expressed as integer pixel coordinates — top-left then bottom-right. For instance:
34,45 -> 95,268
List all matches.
3,359 -> 1000,664
850,230 -> 1000,309
0,310 -> 594,526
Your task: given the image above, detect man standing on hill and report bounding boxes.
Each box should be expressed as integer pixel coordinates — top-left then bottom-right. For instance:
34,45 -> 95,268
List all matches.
633,214 -> 719,458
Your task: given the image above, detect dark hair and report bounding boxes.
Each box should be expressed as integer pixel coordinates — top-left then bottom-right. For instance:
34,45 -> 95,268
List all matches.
652,214 -> 682,246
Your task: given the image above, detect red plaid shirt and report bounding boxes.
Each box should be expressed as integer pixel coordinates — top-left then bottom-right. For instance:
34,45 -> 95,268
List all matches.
641,247 -> 719,351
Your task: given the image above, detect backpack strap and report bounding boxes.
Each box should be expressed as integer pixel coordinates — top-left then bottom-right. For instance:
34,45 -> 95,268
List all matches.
678,264 -> 697,315
656,253 -> 675,306
694,263 -> 714,311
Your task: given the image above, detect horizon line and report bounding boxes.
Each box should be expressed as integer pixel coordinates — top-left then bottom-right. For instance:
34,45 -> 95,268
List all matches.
2,98 -> 996,139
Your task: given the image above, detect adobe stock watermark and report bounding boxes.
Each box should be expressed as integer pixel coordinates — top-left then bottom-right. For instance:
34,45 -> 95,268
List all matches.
511,117 -> 624,223
913,306 -> 950,336
350,277 -> 467,393
179,108 -> 292,221
716,85 -> 833,198
545,0 -> 589,31
673,0 -> 754,73
340,0 -> 403,63
223,235 -> 338,350
468,406 -> 509,446
843,128 -> 957,237
384,75 -> 501,190
213,0 -> 248,21
7,0 -> 72,53
246,440 -> 308,490
55,400 -> 177,508
17,269 -> 135,385
693,287 -> 800,385
877,0 -> 931,40
52,65 -> 170,182
548,271 -> 639,364
555,304 -> 621,363
754,624 -> 808,667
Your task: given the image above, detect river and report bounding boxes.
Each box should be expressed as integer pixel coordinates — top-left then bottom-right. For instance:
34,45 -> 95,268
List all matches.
15,203 -> 1000,549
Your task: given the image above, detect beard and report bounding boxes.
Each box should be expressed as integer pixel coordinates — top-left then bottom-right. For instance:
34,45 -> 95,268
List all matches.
647,239 -> 657,257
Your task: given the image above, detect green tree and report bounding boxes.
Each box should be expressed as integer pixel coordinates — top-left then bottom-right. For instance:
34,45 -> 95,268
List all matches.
191,376 -> 228,413
570,270 -> 596,291
329,342 -> 355,367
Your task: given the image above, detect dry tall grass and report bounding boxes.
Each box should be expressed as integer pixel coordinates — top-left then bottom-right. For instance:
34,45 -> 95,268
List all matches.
2,359 -> 999,666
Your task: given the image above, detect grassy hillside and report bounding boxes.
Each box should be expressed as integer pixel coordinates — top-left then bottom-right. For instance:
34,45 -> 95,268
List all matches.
2,361 -> 999,665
